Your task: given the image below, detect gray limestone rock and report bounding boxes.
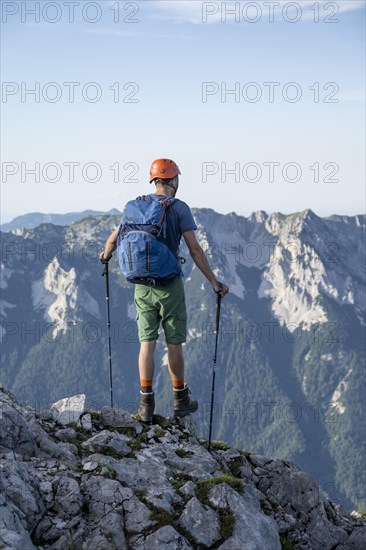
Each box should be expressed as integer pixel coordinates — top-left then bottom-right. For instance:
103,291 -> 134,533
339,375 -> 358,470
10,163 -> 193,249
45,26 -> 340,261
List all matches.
238,464 -> 254,480
54,427 -> 77,442
82,430 -> 131,456
0,401 -> 38,455
221,449 -> 242,461
82,476 -> 128,549
0,462 -> 46,550
341,526 -> 366,549
179,496 -> 221,546
208,482 -> 281,550
79,413 -> 92,431
82,459 -> 99,472
0,528 -> 37,550
146,428 -> 155,439
51,394 -> 86,425
179,480 -> 196,498
165,440 -> 220,479
121,487 -> 156,533
0,460 -> 46,532
0,385 -> 16,404
132,525 -> 193,549
265,467 -> 349,549
176,415 -> 198,436
26,414 -> 78,463
83,521 -> 127,550
265,467 -> 320,513
100,406 -> 143,434
249,453 -> 271,468
144,486 -> 178,513
53,476 -> 82,517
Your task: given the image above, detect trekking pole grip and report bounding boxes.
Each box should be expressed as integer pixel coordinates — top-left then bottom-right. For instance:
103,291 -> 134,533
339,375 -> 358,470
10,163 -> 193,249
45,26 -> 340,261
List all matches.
101,258 -> 109,277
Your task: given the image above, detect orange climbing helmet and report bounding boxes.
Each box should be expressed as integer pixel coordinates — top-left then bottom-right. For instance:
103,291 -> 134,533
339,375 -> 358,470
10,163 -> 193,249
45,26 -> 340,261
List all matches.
149,158 -> 181,183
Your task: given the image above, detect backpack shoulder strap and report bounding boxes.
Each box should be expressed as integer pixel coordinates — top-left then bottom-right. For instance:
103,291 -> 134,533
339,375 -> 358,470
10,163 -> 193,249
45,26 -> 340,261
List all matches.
135,195 -> 152,202
156,197 -> 176,226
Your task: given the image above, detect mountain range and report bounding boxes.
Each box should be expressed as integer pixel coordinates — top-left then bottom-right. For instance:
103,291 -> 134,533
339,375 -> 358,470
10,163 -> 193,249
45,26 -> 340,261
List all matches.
0,207 -> 365,511
0,209 -> 121,232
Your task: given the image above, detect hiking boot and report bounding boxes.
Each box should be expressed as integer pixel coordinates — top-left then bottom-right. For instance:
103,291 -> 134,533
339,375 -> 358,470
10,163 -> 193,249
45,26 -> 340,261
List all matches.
137,391 -> 155,423
173,384 -> 198,418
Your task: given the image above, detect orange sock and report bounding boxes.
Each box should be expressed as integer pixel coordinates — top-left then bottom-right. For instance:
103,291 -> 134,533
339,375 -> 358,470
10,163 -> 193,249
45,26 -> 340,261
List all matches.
141,379 -> 153,393
173,379 -> 185,390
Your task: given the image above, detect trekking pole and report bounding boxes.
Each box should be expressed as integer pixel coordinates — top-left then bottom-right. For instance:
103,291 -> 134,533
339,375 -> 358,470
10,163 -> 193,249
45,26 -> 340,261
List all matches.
101,259 -> 114,408
208,290 -> 222,452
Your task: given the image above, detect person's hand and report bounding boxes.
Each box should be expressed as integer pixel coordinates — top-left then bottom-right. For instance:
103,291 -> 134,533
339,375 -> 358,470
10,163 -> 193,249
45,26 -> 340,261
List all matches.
100,251 -> 112,264
212,281 -> 229,298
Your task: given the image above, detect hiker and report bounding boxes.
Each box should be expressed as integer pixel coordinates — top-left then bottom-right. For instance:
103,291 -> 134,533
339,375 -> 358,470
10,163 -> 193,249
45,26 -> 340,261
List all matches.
100,158 -> 229,422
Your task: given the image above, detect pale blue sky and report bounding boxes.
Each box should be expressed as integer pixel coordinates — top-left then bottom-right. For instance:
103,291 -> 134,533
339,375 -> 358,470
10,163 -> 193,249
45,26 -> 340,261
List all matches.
1,0 -> 365,222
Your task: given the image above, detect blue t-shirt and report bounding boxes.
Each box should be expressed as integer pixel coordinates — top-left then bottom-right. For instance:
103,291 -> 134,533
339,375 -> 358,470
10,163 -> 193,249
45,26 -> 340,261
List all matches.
148,194 -> 197,258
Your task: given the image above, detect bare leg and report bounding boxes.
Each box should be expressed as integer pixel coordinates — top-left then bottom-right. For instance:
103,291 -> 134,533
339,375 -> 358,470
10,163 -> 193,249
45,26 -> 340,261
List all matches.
167,343 -> 185,385
138,341 -> 156,384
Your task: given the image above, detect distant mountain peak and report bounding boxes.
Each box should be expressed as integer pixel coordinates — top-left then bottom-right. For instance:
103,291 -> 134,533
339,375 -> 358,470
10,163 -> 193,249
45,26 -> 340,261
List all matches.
249,210 -> 268,223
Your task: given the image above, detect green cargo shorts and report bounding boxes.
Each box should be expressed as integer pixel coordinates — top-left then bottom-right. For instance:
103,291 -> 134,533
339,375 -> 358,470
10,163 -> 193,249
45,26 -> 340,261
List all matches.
134,277 -> 187,344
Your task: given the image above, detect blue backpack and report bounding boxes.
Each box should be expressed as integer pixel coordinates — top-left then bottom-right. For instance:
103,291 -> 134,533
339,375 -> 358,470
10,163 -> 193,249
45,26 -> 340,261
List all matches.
117,195 -> 182,285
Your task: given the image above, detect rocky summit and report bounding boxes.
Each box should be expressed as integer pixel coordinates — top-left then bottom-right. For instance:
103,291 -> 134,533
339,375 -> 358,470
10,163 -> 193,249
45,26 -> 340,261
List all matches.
0,386 -> 365,550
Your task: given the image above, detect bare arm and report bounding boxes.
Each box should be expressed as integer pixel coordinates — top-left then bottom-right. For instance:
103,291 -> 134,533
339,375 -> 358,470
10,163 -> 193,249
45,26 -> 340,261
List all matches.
183,230 -> 229,297
100,226 -> 120,261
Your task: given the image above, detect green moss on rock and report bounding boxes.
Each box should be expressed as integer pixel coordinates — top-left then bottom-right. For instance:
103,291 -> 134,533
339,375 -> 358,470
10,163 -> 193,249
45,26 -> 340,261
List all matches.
195,475 -> 243,503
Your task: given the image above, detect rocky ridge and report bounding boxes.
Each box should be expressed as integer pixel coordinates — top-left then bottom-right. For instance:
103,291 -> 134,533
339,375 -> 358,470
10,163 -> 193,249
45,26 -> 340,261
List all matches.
0,386 -> 365,550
